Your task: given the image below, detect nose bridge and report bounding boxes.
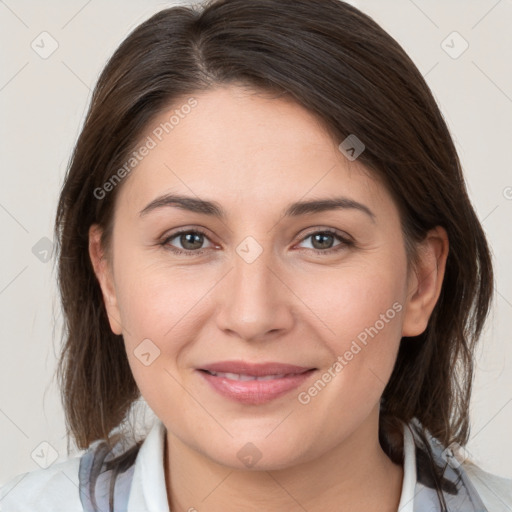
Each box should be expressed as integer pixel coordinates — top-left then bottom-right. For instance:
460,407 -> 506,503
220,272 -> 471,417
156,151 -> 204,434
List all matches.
215,234 -> 293,340
234,238 -> 274,297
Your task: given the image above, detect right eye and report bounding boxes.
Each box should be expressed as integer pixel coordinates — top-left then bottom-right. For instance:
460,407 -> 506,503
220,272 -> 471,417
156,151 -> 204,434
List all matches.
161,228 -> 215,256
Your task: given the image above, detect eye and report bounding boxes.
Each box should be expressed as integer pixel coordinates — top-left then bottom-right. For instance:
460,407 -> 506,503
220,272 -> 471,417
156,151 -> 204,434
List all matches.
161,228 -> 214,256
296,229 -> 354,255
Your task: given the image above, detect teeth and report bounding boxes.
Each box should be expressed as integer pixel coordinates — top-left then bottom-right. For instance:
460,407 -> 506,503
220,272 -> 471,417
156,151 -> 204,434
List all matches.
207,371 -> 288,381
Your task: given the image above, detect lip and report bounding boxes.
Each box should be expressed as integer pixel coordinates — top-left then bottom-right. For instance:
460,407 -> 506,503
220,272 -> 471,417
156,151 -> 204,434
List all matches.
196,361 -> 316,405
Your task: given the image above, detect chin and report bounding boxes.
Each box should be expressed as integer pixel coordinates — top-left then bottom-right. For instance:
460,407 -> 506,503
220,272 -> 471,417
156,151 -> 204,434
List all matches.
202,436 -> 313,472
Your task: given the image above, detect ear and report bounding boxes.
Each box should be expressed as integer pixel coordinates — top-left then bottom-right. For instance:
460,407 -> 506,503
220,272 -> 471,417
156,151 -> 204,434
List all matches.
88,224 -> 123,335
402,226 -> 449,337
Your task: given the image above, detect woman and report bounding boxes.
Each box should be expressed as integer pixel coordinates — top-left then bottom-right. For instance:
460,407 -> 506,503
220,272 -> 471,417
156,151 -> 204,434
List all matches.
1,0 -> 510,510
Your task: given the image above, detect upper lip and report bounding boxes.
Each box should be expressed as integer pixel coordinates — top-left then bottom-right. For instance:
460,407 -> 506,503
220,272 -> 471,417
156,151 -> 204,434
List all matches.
198,361 -> 315,377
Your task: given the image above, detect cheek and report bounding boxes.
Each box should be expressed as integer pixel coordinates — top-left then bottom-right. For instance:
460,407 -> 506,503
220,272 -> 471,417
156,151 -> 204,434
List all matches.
112,251 -> 219,392
293,253 -> 407,395
113,249 -> 205,338
301,261 -> 405,340
340,273 -> 403,343
114,263 -> 200,403
288,261 -> 406,452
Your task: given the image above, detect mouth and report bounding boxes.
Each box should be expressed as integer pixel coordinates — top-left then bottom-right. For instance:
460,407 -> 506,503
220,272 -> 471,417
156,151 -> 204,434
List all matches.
196,361 -> 317,405
200,370 -> 305,381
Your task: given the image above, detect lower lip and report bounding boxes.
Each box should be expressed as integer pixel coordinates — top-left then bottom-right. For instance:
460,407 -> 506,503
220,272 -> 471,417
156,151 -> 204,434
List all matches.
197,369 -> 316,405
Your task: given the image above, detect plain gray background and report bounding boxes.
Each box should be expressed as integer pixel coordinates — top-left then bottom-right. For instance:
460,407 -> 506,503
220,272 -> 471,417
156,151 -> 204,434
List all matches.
1,0 -> 511,485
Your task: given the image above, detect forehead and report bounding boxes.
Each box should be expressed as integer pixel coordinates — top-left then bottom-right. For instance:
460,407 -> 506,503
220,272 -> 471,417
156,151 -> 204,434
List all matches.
117,85 -> 392,220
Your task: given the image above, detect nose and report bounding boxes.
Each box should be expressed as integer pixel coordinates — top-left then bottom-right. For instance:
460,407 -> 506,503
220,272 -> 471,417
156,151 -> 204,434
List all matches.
215,245 -> 295,342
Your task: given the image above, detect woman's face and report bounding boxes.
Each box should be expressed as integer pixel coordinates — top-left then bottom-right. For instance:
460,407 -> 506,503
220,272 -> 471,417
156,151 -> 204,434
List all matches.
90,85 -> 439,470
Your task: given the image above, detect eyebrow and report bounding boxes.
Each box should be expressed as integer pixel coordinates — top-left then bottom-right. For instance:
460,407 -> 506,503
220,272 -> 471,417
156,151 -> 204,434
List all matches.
139,193 -> 376,222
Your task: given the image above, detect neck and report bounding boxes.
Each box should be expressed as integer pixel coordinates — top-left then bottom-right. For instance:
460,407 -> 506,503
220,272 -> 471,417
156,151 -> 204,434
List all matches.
163,412 -> 404,512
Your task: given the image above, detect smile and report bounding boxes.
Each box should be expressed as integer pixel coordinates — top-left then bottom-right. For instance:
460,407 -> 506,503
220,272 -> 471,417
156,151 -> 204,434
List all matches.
197,366 -> 317,405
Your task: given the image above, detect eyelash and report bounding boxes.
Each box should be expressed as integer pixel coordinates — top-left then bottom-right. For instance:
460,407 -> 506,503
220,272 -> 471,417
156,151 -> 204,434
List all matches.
160,228 -> 354,257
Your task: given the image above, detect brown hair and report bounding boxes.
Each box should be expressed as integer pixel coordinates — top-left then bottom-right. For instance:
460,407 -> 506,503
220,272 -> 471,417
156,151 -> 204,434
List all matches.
54,0 -> 493,507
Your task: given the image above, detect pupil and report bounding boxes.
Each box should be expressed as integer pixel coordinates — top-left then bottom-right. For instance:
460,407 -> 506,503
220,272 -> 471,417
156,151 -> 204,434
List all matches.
313,233 -> 333,250
182,232 -> 202,250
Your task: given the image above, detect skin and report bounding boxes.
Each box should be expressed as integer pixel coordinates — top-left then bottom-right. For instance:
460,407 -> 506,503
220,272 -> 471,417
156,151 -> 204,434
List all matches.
89,84 -> 449,512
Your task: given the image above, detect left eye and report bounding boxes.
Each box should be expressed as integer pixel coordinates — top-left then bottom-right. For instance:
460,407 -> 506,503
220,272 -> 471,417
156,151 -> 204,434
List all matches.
297,230 -> 350,252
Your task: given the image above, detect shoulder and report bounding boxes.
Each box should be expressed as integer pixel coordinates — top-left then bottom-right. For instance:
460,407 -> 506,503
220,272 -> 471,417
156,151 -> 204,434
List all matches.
405,418 -> 512,510
463,461 -> 512,511
0,428 -> 149,512
0,456 -> 82,511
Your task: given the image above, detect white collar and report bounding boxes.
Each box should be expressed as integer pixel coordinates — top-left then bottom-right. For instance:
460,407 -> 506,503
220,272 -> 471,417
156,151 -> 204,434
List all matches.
128,418 -> 417,511
398,422 -> 417,511
127,417 -> 170,511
